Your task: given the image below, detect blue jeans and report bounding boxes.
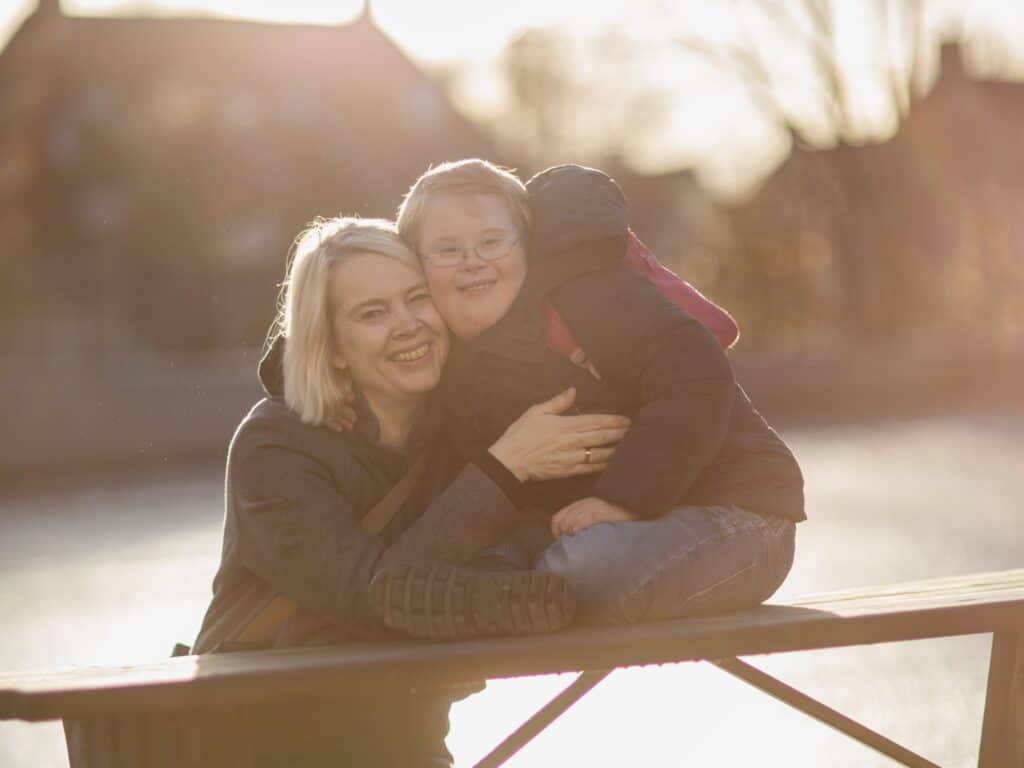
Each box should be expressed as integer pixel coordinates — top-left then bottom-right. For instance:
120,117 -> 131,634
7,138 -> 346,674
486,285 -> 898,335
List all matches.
532,505 -> 795,625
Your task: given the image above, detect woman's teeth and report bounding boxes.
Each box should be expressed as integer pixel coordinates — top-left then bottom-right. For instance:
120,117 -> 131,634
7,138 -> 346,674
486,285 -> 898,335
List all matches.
391,344 -> 430,363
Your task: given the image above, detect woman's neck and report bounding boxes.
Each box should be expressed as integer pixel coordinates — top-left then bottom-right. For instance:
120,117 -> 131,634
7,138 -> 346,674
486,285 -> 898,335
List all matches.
363,393 -> 424,449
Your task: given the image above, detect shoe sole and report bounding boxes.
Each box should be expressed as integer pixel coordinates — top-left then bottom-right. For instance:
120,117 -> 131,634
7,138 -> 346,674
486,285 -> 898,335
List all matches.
369,562 -> 575,641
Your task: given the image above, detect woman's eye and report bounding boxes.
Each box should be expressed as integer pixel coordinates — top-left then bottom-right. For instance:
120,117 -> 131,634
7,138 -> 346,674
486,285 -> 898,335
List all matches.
359,308 -> 385,321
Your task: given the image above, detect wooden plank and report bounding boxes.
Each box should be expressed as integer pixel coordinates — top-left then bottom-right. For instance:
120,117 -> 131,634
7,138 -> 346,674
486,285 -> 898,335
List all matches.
111,716 -> 143,768
86,716 -> 114,768
141,712 -> 172,768
978,630 -> 1024,767
173,711 -> 204,768
199,708 -> 255,768
3,568 -> 1024,722
789,570 -> 1024,612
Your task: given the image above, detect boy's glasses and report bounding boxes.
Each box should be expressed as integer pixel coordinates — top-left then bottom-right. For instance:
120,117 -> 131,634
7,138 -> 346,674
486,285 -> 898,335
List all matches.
422,235 -> 520,268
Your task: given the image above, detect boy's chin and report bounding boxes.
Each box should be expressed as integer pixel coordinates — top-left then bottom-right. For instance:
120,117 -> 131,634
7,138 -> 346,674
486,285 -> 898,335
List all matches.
452,308 -> 507,340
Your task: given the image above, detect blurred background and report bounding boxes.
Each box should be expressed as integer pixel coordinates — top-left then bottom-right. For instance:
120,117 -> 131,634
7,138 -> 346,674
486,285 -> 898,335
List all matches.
1,1 -> 1021,766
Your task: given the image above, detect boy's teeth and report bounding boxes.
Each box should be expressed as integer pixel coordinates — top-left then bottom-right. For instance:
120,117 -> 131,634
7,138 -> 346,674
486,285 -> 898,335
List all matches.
393,344 -> 429,362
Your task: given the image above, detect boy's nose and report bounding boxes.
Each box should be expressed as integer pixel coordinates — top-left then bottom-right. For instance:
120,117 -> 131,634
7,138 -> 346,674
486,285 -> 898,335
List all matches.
459,248 -> 488,271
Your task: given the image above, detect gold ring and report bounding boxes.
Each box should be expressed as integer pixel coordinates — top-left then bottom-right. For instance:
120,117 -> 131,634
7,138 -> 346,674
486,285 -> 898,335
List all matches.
584,447 -> 592,463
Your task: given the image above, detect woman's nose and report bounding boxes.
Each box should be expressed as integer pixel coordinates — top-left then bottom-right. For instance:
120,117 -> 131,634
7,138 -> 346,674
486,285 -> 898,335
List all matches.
392,305 -> 421,336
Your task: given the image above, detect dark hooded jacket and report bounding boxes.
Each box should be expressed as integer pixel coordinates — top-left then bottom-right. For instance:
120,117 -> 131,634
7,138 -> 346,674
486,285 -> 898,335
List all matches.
193,346 -> 538,765
439,164 -> 805,522
193,343 -> 530,656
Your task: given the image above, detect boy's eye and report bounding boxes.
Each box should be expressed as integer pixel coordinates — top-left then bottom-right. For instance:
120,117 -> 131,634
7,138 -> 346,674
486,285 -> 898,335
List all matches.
410,292 -> 430,303
438,246 -> 461,256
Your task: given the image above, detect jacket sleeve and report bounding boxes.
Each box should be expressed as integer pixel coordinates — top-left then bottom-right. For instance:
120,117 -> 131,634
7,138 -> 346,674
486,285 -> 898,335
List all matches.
549,265 -> 736,518
229,421 -> 524,631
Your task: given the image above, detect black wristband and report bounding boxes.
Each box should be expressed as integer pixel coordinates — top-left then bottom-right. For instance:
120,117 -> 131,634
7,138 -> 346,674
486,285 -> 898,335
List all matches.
472,449 -> 531,509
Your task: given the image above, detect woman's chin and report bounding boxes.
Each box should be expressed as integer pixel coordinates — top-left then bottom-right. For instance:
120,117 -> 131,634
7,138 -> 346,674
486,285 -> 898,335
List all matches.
387,363 -> 443,396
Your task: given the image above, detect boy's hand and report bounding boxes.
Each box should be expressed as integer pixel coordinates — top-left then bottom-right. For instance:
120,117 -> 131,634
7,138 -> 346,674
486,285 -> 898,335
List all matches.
551,497 -> 637,538
569,347 -> 601,380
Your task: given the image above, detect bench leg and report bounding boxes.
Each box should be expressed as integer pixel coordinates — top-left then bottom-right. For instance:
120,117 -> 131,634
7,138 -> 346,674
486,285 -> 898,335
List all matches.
474,670 -> 610,768
979,630 -> 1024,768
711,657 -> 940,768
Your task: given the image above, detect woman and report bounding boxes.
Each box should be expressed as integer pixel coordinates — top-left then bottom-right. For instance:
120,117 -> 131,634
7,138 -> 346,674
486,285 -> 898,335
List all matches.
374,159 -> 805,631
192,217 -> 630,766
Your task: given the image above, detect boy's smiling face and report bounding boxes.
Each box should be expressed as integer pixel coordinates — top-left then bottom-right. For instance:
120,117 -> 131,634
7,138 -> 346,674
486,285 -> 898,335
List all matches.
416,192 -> 528,341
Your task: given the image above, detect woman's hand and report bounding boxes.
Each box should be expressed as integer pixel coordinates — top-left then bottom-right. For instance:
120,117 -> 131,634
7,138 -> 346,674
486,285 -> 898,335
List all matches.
488,388 -> 630,482
551,497 -> 638,538
324,380 -> 358,432
324,402 -> 358,432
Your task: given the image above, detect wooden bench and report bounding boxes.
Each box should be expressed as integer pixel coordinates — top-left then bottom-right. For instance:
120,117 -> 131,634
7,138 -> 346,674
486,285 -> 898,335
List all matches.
2,568 -> 1022,767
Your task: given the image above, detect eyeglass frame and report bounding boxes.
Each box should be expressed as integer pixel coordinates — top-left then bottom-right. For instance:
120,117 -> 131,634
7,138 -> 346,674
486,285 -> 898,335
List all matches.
420,234 -> 521,269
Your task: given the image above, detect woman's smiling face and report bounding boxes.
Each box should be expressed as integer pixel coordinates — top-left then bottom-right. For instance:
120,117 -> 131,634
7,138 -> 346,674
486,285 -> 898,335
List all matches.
416,192 -> 528,341
329,252 -> 449,409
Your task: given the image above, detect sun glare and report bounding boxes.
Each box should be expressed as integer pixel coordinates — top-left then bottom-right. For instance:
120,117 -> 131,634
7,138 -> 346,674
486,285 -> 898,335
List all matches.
64,0 -> 362,26
56,0 -> 671,61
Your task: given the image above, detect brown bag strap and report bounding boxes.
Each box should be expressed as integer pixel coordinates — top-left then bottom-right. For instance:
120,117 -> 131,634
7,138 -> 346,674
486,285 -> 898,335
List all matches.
235,594 -> 296,647
360,453 -> 429,535
234,452 -> 429,647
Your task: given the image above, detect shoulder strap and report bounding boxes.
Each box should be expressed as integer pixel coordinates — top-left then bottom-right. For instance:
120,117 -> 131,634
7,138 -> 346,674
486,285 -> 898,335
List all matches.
360,452 -> 429,534
234,452 -> 429,647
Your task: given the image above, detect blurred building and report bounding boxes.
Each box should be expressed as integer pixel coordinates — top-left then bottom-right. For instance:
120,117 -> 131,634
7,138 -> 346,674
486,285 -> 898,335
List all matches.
612,44 -> 1024,354
0,0 -> 498,359
724,43 -> 1024,349
0,1 -> 500,473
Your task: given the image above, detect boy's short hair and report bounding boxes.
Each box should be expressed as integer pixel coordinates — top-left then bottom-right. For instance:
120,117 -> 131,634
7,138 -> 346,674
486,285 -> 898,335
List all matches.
396,159 -> 531,249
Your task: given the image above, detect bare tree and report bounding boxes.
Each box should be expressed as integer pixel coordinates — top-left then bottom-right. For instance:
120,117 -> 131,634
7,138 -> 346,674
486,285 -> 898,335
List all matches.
673,0 -> 926,147
499,25 -> 673,168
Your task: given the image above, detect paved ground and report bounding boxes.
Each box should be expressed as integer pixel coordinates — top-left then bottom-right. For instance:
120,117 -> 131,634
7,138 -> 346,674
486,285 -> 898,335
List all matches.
1,408 -> 1022,766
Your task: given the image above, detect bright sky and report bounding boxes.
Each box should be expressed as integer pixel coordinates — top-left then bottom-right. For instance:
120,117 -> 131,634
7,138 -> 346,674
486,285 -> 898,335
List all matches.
1,0 -> 650,59
2,0 -> 1021,195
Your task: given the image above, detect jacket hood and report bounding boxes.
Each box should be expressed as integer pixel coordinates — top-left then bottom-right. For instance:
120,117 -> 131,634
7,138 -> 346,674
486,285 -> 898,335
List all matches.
525,164 -> 629,259
258,334 -> 285,397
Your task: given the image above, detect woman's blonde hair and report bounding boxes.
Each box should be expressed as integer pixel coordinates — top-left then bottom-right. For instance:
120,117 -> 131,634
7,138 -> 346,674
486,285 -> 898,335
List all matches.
272,216 -> 419,426
396,158 -> 531,249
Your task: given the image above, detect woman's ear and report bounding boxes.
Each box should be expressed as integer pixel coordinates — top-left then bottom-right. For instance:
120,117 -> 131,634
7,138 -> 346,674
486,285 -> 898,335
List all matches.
332,351 -> 348,372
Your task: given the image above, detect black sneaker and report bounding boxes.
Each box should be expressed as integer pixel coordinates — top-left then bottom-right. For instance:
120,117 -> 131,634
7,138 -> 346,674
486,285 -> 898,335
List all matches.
368,562 -> 576,641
